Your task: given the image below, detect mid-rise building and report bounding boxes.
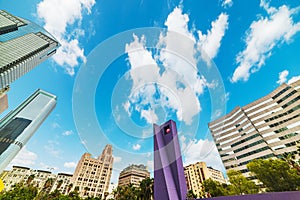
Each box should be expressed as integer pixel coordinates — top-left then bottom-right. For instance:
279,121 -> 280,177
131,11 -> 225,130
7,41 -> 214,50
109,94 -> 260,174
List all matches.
118,164 -> 150,188
71,145 -> 114,198
2,166 -> 74,193
0,89 -> 57,172
50,173 -> 73,195
2,166 -> 31,191
208,80 -> 300,178
184,162 -> 226,198
0,10 -> 59,91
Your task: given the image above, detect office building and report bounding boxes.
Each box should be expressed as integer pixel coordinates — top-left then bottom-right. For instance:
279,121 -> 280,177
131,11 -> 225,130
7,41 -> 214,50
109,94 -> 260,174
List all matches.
0,89 -> 57,172
208,80 -> 300,178
0,10 -> 59,91
118,164 -> 150,188
71,145 -> 114,198
184,162 -> 226,198
153,120 -> 187,200
2,166 -> 31,191
2,166 -> 74,193
50,173 -> 73,195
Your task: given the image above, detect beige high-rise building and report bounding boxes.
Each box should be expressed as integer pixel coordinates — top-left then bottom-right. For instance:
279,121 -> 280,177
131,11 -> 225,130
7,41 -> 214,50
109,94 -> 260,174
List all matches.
208,80 -> 300,179
118,164 -> 150,188
184,162 -> 226,198
71,144 -> 114,199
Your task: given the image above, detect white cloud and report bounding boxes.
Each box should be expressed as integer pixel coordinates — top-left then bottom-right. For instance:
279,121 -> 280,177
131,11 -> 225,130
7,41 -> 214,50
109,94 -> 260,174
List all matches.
132,144 -> 141,151
277,70 -> 289,84
197,13 -> 229,65
184,139 -> 224,171
123,7 -> 227,125
44,140 -> 62,158
288,75 -> 300,84
231,3 -> 300,82
113,156 -> 122,163
64,162 -> 77,168
7,147 -> 37,168
37,0 -> 95,76
222,0 -> 233,8
63,130 -> 74,136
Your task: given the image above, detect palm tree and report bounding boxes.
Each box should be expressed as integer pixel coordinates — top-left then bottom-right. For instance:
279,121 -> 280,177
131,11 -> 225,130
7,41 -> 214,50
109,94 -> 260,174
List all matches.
26,174 -> 35,186
56,180 -> 63,191
66,183 -> 73,194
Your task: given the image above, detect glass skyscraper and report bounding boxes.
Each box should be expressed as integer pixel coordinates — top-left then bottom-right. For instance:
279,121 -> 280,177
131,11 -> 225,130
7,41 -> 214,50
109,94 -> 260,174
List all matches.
0,89 -> 57,172
0,10 -> 59,91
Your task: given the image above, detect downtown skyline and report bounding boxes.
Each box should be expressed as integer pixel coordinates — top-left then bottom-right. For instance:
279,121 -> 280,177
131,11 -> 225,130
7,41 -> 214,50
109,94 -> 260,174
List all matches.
0,0 -> 300,184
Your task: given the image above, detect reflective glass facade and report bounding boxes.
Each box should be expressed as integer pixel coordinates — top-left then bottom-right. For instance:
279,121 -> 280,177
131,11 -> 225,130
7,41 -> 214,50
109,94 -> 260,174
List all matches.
0,89 -> 56,172
0,10 -> 59,90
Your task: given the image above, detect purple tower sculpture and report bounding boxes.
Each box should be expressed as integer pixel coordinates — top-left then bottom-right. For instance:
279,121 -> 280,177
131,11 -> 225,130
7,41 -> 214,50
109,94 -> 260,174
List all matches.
153,120 -> 187,200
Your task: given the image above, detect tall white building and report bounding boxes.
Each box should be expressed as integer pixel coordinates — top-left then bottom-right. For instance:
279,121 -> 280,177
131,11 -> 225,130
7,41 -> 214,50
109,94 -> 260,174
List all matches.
0,89 -> 57,172
208,80 -> 300,178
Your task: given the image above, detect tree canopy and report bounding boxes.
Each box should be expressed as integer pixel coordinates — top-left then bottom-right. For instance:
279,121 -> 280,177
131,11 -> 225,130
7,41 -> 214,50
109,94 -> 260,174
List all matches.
247,158 -> 300,192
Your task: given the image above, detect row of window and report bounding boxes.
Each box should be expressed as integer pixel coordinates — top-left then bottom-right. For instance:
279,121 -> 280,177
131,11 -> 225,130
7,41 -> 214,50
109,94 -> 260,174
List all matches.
272,86 -> 291,99
265,105 -> 300,123
276,90 -> 297,104
269,114 -> 300,128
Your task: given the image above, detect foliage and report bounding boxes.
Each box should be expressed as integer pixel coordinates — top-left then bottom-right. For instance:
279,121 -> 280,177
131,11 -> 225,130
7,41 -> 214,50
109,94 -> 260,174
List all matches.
113,178 -> 154,200
138,177 -> 153,200
186,189 -> 197,199
247,158 -> 300,192
227,170 -> 258,195
0,183 -> 38,200
202,179 -> 228,197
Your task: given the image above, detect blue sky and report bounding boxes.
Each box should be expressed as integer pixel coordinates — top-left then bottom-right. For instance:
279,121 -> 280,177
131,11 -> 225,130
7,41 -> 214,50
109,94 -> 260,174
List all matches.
1,0 -> 300,183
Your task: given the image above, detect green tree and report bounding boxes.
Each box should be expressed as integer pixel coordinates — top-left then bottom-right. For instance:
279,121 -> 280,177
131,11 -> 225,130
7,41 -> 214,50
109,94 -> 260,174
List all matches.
227,170 -> 258,195
114,184 -> 138,200
186,189 -> 197,199
202,179 -> 228,197
280,150 -> 300,173
56,180 -> 64,191
247,158 -> 300,191
26,174 -> 35,186
0,183 -> 38,200
138,177 -> 153,200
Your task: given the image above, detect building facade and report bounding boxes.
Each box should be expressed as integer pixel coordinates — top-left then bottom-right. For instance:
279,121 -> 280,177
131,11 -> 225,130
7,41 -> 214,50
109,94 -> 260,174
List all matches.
208,80 -> 300,178
2,166 -> 31,191
154,120 -> 187,200
71,144 -> 114,198
50,173 -> 73,195
0,10 -> 59,91
118,164 -> 150,188
184,162 -> 226,198
0,89 -> 56,172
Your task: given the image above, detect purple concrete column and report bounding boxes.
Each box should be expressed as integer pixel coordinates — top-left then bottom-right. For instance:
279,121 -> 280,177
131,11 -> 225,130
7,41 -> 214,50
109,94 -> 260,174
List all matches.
154,120 -> 187,200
